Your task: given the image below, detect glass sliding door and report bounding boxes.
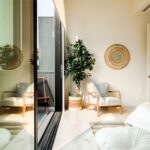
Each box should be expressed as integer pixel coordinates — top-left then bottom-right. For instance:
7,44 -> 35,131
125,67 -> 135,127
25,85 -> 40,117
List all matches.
36,0 -> 63,148
37,0 -> 55,142
0,0 -> 34,150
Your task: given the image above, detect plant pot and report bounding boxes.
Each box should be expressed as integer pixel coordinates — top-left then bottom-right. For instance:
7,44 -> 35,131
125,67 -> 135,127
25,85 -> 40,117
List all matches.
68,96 -> 82,110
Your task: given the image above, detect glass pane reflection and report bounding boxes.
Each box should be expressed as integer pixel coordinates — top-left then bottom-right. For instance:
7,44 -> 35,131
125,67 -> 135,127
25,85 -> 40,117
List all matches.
0,0 -> 34,150
37,0 -> 55,142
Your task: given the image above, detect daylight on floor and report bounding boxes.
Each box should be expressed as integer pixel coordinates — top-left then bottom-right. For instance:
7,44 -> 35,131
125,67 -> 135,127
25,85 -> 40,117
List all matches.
0,0 -> 150,150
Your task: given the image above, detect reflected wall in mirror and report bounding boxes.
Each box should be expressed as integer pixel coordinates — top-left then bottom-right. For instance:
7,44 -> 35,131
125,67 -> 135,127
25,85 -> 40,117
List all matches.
0,0 -> 34,150
37,0 -> 55,142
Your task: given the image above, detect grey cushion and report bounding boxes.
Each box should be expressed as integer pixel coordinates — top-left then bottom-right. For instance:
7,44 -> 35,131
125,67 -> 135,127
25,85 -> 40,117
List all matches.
16,82 -> 29,97
94,82 -> 109,97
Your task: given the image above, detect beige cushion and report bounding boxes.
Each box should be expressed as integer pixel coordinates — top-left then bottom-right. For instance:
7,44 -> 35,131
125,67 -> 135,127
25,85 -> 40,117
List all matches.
1,97 -> 34,107
100,97 -> 121,106
87,95 -> 121,106
16,83 -> 34,97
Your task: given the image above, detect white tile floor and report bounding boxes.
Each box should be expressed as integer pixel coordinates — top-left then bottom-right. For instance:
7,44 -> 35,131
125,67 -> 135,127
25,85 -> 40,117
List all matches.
53,109 -> 98,150
53,107 -> 134,150
0,111 -> 34,150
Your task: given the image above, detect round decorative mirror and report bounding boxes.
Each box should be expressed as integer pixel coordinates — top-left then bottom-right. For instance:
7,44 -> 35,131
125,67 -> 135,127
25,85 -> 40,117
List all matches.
104,44 -> 130,69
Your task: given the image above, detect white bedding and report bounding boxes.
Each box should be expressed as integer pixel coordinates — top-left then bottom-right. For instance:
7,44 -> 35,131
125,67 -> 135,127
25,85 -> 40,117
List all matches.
95,102 -> 150,150
125,102 -> 150,132
95,126 -> 150,150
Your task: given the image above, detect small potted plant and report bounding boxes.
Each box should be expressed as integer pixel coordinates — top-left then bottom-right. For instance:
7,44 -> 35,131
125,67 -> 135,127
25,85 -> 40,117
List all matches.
65,39 -> 96,110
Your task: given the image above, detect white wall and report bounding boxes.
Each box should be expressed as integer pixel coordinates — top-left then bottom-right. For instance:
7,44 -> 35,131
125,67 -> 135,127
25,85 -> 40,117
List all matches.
133,0 -> 150,13
147,23 -> 150,101
64,0 -> 150,106
54,0 -> 66,28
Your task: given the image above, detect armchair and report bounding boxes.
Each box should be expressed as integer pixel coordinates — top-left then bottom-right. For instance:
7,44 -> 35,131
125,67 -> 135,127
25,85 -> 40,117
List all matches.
0,82 -> 34,115
86,80 -> 122,116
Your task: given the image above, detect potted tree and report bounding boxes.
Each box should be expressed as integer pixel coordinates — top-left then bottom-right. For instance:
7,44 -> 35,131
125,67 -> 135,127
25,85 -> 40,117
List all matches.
65,39 -> 96,110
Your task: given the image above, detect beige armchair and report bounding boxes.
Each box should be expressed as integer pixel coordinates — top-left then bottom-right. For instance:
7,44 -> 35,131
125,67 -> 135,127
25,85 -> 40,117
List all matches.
86,80 -> 122,116
0,83 -> 34,115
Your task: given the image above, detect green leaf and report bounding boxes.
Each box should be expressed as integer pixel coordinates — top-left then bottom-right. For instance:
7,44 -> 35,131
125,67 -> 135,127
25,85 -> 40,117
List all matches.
64,39 -> 96,89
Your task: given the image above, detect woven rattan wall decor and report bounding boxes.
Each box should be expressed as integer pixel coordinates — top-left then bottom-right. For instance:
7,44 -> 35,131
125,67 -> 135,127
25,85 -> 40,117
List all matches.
104,44 -> 130,70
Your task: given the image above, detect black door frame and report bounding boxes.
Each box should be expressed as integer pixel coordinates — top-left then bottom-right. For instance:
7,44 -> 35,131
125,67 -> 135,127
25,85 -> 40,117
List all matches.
55,8 -> 62,112
33,0 -> 62,149
33,0 -> 38,149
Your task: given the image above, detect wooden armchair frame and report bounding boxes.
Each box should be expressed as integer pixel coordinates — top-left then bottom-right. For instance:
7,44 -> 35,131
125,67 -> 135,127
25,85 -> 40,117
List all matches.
1,91 -> 34,115
87,90 -> 122,116
37,77 -> 52,114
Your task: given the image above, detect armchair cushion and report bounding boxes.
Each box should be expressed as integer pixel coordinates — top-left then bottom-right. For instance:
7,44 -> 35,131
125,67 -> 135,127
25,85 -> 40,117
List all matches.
1,97 -> 34,107
95,82 -> 109,97
87,80 -> 109,97
87,80 -> 121,105
100,97 -> 121,106
1,83 -> 34,108
87,96 -> 121,106
87,80 -> 122,115
16,82 -> 29,97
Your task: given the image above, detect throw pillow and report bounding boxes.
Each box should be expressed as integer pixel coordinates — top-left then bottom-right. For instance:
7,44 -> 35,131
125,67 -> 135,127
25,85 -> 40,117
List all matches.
16,82 -> 29,97
94,82 -> 109,97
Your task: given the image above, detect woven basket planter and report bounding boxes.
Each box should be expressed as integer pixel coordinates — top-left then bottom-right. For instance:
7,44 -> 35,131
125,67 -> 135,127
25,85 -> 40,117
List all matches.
68,96 -> 82,110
